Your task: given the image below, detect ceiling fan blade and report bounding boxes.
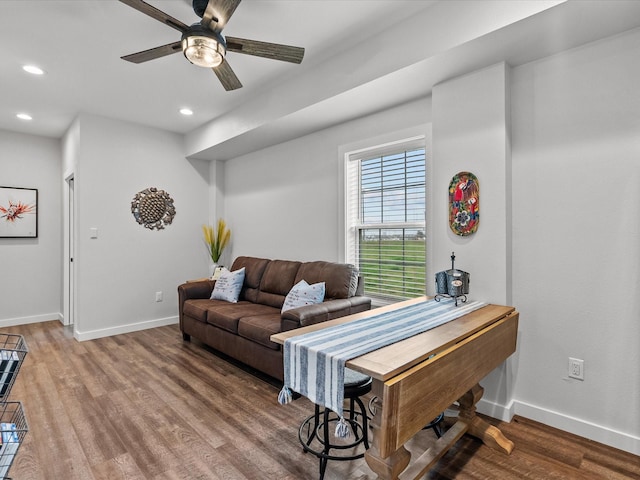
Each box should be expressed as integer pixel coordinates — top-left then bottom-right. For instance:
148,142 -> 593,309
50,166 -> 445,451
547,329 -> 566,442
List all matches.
201,0 -> 241,33
225,37 -> 304,64
213,60 -> 242,91
121,41 -> 183,64
119,0 -> 189,33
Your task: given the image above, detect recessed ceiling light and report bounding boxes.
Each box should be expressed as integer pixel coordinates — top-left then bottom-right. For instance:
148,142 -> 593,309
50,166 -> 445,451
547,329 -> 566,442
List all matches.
180,108 -> 194,116
16,113 -> 33,121
22,65 -> 44,75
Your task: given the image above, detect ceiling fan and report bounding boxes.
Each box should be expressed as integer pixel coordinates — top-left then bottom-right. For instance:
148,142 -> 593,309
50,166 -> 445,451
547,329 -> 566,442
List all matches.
118,0 -> 305,91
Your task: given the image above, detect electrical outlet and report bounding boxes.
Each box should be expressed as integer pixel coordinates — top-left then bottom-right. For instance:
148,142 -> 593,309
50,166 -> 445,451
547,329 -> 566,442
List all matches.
568,357 -> 584,380
155,291 -> 163,302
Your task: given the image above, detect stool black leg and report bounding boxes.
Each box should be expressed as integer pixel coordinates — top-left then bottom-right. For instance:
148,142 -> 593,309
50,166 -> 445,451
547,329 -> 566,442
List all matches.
424,413 -> 445,439
319,408 -> 330,480
319,455 -> 328,480
305,404 -> 320,448
349,397 -> 361,442
353,396 -> 370,449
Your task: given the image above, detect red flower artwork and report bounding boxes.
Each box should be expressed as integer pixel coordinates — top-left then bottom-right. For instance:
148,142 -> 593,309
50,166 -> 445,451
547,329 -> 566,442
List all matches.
0,200 -> 35,222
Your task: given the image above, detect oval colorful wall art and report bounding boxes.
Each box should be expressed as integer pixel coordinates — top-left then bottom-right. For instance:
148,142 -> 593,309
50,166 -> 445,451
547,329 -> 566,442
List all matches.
449,171 -> 479,236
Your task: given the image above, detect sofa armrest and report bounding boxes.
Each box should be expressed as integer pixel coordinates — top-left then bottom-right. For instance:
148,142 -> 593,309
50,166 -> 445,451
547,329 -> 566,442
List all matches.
281,296 -> 371,331
178,280 -> 215,301
178,280 -> 215,331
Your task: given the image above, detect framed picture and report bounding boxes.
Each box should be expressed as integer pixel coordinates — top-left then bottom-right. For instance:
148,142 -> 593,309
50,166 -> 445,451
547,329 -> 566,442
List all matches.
0,187 -> 38,238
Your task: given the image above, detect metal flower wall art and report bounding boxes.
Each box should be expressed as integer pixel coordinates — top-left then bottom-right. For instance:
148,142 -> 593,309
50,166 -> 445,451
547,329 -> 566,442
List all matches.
0,186 -> 38,238
448,172 -> 479,236
131,187 -> 176,230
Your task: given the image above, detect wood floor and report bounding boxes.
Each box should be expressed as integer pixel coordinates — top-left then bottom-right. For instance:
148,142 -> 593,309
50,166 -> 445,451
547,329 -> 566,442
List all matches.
4,320 -> 639,480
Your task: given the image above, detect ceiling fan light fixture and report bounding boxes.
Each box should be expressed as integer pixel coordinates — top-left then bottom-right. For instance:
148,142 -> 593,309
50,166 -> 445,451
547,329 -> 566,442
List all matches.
182,26 -> 226,68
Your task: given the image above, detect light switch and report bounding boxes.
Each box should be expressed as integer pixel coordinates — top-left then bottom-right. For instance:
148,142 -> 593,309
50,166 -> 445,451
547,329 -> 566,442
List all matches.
90,228 -> 98,239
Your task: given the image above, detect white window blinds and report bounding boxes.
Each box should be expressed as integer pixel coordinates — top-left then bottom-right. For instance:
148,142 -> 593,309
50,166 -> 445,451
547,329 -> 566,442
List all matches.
345,138 -> 426,302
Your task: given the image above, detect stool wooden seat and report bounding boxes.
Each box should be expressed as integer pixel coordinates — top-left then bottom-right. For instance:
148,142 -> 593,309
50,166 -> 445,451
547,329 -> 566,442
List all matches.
298,368 -> 372,480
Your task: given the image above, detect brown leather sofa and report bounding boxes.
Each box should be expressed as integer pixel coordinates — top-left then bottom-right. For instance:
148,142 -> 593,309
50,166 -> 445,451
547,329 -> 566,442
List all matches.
178,256 -> 371,381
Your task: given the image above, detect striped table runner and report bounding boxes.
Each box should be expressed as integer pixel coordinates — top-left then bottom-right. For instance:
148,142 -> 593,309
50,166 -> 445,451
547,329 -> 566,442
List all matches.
278,298 -> 487,436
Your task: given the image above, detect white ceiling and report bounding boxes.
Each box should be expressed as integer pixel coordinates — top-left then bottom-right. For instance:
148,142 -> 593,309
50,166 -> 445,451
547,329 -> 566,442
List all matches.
0,0 -> 434,138
2,1 -> 640,161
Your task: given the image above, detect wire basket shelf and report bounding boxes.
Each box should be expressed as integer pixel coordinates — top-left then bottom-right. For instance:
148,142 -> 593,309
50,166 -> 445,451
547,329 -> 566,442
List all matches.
0,401 -> 28,479
0,334 -> 28,401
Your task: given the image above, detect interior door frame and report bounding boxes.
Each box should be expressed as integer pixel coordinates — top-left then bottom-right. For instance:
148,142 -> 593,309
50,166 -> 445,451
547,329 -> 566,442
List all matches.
63,174 -> 75,326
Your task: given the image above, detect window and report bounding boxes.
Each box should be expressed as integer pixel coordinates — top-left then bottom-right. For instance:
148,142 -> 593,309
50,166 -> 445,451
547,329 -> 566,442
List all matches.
345,137 -> 426,303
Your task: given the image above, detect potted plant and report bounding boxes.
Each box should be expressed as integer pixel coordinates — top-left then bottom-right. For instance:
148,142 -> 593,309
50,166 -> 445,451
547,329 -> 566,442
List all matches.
202,219 -> 231,279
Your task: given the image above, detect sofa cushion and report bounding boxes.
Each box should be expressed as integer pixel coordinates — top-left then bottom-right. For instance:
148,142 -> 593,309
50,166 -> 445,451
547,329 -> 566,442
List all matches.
238,314 -> 282,350
230,256 -> 270,303
183,298 -> 227,323
210,267 -> 245,303
295,261 -> 355,300
348,265 -> 360,297
282,280 -> 326,313
207,302 -> 280,334
256,259 -> 302,308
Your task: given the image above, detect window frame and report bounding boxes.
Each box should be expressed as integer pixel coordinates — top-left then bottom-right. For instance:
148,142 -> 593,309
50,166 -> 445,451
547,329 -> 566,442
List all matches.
344,135 -> 427,305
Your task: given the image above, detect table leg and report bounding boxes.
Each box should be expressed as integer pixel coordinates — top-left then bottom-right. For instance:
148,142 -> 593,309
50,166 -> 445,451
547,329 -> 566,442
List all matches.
457,384 -> 514,455
364,390 -> 410,480
365,383 -> 514,480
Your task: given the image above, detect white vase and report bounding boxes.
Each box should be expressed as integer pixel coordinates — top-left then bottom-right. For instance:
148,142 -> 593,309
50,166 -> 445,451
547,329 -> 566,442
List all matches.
209,262 -> 218,279
209,263 -> 225,280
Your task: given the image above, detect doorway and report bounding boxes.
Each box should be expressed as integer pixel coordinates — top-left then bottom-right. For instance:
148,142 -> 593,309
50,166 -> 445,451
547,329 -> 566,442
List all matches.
63,175 -> 75,326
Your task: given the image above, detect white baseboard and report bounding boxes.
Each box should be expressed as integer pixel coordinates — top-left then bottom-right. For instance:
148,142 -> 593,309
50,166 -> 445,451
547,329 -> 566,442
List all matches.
0,312 -> 62,328
477,397 -> 516,422
74,316 -> 179,341
477,397 -> 640,456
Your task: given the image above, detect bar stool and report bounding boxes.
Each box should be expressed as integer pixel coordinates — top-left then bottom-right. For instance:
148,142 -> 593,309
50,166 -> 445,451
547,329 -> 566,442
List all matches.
298,368 -> 372,480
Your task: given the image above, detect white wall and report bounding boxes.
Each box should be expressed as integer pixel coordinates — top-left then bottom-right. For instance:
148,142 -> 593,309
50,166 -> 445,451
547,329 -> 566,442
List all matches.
432,63 -> 511,305
224,98 -> 432,263
511,28 -> 640,453
71,114 -> 210,340
0,130 -> 62,326
208,160 -> 231,267
432,62 -> 514,411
